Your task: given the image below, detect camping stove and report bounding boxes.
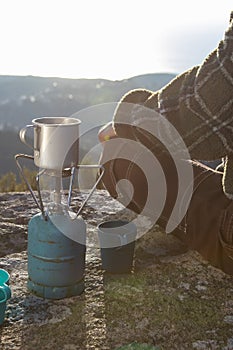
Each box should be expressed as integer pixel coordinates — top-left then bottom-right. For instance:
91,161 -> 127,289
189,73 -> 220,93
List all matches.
15,117 -> 103,299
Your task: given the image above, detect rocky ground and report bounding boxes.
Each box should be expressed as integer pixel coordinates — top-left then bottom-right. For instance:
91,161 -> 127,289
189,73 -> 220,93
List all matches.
0,191 -> 233,350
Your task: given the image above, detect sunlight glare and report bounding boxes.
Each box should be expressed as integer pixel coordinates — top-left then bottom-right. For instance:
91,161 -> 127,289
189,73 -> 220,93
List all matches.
0,0 -> 232,79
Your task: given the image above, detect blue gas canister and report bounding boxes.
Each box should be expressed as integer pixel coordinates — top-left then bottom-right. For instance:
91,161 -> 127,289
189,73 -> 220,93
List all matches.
27,212 -> 86,299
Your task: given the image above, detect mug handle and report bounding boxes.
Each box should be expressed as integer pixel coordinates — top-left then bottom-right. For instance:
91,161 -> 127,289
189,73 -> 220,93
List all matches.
19,125 -> 34,150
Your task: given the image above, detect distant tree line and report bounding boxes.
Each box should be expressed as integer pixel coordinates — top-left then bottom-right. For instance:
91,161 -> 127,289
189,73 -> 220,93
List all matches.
0,168 -> 37,192
0,129 -> 35,179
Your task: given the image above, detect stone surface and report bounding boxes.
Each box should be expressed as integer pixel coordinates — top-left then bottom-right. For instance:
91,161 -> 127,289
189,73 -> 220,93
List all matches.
0,191 -> 233,350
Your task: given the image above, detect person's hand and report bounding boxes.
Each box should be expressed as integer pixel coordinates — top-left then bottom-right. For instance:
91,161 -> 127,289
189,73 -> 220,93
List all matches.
98,122 -> 116,143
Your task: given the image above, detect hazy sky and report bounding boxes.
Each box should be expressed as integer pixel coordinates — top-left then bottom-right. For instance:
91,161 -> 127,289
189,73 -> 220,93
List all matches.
0,0 -> 232,80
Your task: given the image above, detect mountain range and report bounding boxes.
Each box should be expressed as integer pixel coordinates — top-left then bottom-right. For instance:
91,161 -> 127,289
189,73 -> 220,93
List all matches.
0,72 -> 176,177
0,73 -> 175,129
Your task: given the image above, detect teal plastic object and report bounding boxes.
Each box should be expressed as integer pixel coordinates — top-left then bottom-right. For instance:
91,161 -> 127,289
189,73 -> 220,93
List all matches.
0,269 -> 11,300
27,212 -> 86,299
0,269 -> 11,325
0,287 -> 7,325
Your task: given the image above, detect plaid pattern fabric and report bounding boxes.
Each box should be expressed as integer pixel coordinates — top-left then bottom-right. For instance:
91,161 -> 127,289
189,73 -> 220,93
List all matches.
113,11 -> 233,198
159,13 -> 233,156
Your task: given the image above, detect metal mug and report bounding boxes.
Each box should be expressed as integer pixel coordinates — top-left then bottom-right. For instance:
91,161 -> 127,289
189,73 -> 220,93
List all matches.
19,117 -> 81,170
98,220 -> 137,273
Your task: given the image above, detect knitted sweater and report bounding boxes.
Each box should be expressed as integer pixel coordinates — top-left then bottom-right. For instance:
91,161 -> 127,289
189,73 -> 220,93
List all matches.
113,11 -> 233,199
